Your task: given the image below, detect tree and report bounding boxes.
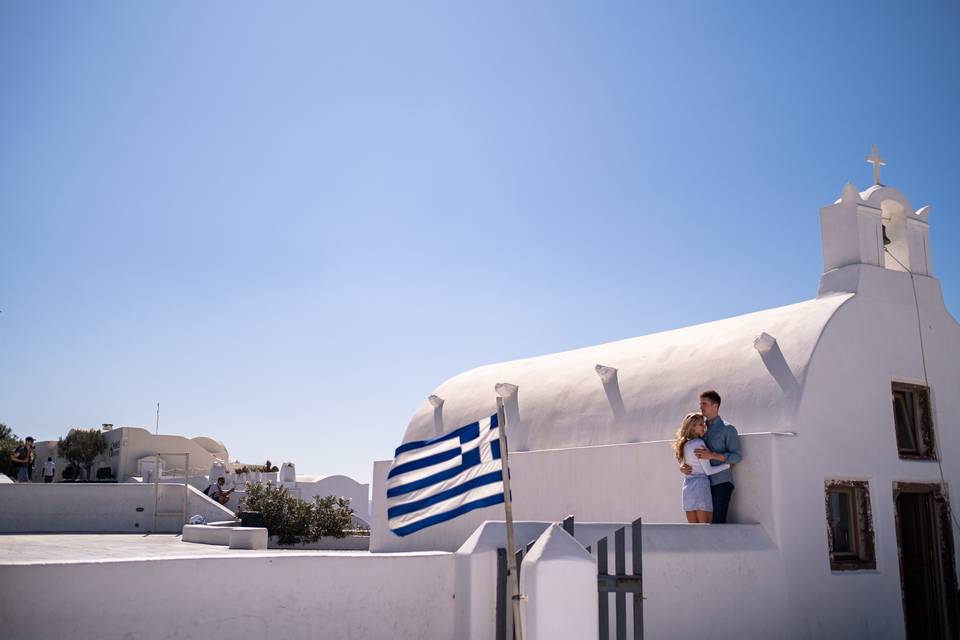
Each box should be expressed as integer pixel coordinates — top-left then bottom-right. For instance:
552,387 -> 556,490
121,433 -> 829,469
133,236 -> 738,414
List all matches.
56,428 -> 107,481
0,423 -> 21,479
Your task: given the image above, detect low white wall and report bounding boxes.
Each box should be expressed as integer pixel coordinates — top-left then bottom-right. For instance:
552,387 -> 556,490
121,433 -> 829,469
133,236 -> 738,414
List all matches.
0,483 -> 234,533
455,520 -> 784,640
521,525 -> 598,640
0,552 -> 455,640
373,434 -> 774,552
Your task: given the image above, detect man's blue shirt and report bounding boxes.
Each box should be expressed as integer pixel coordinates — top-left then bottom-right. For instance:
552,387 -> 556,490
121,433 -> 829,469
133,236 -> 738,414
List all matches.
703,415 -> 741,486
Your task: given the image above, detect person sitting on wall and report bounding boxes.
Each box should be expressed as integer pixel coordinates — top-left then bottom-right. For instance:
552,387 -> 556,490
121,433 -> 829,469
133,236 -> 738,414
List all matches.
679,390 -> 742,524
10,437 -> 35,483
207,476 -> 235,505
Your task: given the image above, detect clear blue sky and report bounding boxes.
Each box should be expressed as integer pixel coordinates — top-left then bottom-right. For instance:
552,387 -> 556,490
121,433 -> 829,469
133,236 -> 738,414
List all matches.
2,2 -> 958,484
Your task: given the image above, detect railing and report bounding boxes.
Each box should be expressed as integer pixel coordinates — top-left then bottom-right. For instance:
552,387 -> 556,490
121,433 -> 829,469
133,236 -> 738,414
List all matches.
587,518 -> 643,640
152,453 -> 189,531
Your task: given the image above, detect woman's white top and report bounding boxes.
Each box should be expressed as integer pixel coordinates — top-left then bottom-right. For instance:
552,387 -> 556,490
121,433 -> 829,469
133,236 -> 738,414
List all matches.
683,438 -> 731,476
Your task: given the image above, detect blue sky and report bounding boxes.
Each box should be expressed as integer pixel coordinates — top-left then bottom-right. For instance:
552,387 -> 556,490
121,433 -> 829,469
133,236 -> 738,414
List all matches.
1,2 -> 958,484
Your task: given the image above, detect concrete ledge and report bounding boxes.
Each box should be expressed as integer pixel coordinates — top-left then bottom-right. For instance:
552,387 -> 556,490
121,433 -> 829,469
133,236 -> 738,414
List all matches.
229,527 -> 268,550
182,524 -> 232,546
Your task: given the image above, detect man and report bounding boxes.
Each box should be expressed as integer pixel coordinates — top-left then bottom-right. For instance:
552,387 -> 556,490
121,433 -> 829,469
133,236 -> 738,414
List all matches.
207,476 -> 235,505
43,457 -> 56,483
680,390 -> 742,523
10,436 -> 35,483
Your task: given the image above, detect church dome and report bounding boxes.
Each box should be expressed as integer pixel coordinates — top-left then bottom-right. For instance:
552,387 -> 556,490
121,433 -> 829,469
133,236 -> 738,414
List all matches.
401,294 -> 852,451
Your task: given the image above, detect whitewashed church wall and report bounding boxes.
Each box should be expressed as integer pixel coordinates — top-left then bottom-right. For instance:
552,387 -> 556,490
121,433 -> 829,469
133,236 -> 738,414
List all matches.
772,264 -> 960,638
0,483 -> 234,533
0,552 -> 456,640
372,433 -> 777,553
632,523 -> 787,639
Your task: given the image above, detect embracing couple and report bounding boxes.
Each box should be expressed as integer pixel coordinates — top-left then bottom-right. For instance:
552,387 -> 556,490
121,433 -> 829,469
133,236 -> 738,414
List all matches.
672,390 -> 742,524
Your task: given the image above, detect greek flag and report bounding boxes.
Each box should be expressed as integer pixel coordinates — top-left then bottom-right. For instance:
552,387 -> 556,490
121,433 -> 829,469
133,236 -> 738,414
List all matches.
387,413 -> 505,537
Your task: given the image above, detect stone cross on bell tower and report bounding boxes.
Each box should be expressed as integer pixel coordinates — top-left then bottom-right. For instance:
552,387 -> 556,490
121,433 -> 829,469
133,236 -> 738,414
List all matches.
866,144 -> 886,186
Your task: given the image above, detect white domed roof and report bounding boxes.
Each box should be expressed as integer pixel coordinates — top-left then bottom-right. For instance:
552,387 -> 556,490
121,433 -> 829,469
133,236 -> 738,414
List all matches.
402,293 -> 852,451
191,436 -> 228,457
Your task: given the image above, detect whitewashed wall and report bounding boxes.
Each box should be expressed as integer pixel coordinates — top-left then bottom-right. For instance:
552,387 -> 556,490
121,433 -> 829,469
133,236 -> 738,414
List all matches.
372,433 -> 775,553
0,483 -> 234,533
521,524 -> 597,640
771,263 -> 960,638
0,552 -> 455,640
455,520 -> 786,640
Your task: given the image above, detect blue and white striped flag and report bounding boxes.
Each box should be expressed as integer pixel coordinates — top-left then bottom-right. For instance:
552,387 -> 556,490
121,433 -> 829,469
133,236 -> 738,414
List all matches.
387,413 -> 506,537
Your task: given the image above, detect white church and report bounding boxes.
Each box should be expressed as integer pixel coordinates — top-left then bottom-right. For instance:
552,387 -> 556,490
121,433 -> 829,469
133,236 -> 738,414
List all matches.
370,154 -> 960,638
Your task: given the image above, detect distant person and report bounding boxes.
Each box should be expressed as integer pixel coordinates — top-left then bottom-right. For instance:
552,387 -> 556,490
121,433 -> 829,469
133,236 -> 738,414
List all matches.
679,390 -> 742,523
43,457 -> 56,483
673,412 -> 730,523
207,477 -> 235,505
10,437 -> 35,483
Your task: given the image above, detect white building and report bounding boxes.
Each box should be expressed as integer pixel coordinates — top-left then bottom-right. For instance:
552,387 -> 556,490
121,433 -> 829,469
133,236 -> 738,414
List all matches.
32,426 -> 229,483
29,427 -> 372,521
371,171 -> 960,637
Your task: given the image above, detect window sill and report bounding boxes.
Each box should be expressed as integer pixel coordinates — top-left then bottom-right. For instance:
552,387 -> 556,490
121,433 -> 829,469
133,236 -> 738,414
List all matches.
830,568 -> 880,574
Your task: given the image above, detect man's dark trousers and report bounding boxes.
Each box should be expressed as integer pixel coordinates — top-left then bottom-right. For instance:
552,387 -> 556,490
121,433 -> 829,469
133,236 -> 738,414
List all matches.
711,482 -> 735,524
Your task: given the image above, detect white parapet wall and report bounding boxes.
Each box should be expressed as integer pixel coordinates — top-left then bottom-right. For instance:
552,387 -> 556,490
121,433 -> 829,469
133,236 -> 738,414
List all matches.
521,524 -> 598,640
373,433 -> 774,553
0,483 -> 234,533
455,520 -> 786,640
0,551 -> 456,640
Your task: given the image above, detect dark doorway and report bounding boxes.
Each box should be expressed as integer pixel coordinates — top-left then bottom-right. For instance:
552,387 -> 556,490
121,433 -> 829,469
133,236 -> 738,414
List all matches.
894,483 -> 958,640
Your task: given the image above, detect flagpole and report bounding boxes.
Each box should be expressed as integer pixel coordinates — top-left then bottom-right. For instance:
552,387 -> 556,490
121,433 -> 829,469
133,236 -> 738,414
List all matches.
496,395 -> 524,640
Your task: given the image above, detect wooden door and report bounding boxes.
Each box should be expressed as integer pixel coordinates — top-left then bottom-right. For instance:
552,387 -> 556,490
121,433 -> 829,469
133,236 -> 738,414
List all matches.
895,485 -> 958,640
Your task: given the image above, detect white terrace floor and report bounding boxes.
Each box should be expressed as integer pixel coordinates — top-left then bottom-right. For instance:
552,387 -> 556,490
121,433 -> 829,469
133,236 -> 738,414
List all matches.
0,533 -> 442,565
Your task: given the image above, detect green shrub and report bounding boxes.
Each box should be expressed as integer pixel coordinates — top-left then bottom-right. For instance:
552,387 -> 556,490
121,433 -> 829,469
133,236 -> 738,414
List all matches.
237,483 -> 354,545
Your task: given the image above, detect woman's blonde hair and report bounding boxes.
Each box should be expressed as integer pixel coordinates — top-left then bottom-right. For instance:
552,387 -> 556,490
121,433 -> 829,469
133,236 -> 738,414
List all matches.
672,412 -> 706,462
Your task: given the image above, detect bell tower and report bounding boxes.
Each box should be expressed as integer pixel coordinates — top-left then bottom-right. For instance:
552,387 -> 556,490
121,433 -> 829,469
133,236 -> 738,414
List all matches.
818,147 -> 932,294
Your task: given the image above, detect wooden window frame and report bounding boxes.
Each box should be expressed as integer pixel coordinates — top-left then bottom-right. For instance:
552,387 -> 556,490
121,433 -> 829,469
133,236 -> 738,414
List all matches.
825,480 -> 876,571
892,382 -> 937,461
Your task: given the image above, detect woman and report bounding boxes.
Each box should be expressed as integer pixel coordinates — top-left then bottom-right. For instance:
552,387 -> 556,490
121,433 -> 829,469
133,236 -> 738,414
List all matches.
672,412 -> 730,524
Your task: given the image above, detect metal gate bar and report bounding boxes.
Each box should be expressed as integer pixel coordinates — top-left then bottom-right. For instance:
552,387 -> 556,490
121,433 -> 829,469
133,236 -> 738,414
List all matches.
615,527 -> 627,640
596,517 -> 643,640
